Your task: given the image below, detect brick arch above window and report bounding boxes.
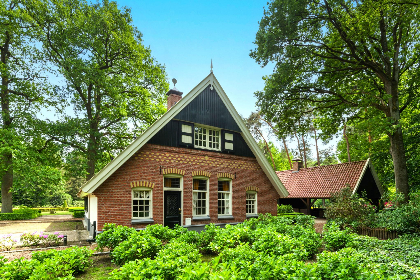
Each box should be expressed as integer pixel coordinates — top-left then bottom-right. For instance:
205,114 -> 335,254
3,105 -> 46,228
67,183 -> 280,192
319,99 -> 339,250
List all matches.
245,186 -> 259,192
162,168 -> 185,176
217,172 -> 235,180
191,170 -> 211,177
130,181 -> 155,189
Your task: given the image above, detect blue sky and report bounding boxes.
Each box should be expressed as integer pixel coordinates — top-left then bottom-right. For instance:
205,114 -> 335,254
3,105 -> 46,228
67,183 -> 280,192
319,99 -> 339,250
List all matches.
118,0 -> 272,118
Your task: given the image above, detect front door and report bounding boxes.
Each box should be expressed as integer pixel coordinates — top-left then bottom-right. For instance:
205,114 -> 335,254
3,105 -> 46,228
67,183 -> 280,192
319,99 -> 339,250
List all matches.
164,191 -> 181,228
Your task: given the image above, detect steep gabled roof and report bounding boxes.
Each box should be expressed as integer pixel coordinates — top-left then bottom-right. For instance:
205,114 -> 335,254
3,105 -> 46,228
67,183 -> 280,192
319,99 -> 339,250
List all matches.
276,159 -> 382,198
81,72 -> 289,197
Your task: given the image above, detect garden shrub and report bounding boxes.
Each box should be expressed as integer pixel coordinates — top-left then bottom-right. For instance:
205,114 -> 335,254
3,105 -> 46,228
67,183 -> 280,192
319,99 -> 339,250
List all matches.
110,241 -> 202,279
32,246 -> 92,275
173,229 -> 200,244
323,222 -> 355,251
373,191 -> 420,234
293,214 -> 315,227
252,229 -> 308,260
21,232 -> 64,247
142,224 -> 186,241
72,210 -> 84,218
209,223 -> 253,253
277,204 -> 293,214
0,207 -> 40,220
325,187 -> 376,228
96,223 -> 137,251
198,223 -> 222,253
157,241 -> 201,262
316,248 -> 378,279
0,257 -> 40,280
0,247 -> 91,280
111,232 -> 162,265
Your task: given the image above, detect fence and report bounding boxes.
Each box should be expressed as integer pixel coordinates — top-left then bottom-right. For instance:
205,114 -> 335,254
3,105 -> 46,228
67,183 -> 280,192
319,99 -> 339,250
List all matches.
356,227 -> 398,240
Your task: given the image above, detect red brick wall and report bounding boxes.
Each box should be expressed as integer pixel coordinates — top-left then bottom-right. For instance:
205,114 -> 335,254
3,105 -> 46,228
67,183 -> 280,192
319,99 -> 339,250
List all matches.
94,144 -> 279,231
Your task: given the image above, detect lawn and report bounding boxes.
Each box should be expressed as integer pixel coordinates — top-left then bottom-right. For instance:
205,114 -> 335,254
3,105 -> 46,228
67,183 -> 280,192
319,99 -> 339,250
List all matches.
40,211 -> 73,216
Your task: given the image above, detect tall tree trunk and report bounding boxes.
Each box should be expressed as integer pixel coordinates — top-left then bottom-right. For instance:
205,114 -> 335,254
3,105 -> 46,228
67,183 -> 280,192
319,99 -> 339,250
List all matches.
86,132 -> 97,180
256,115 -> 292,168
343,122 -> 351,163
313,127 -> 320,166
282,137 -> 292,169
256,128 -> 276,171
301,133 -> 308,168
1,152 -> 13,213
387,82 -> 409,200
298,120 -> 307,168
293,131 -> 303,160
389,128 -> 409,200
1,31 -> 13,213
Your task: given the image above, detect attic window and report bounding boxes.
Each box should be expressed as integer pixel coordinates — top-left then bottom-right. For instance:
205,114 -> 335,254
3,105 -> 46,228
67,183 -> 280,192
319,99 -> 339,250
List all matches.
194,125 -> 221,151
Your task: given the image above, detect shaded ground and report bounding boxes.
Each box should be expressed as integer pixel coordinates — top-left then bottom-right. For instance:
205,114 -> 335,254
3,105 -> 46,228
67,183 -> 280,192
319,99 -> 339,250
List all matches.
76,254 -> 118,280
314,218 -> 327,234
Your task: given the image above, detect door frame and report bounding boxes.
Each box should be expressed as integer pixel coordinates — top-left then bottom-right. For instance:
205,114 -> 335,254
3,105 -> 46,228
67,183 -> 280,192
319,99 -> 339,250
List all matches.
162,175 -> 183,226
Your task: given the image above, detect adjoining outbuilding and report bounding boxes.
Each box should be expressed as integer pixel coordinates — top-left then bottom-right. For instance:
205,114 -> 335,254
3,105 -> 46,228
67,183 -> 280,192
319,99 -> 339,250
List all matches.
79,71 -> 289,237
276,159 -> 383,217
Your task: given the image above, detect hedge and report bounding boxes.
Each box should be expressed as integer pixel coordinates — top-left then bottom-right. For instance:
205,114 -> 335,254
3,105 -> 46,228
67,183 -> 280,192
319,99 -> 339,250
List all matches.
0,208 -> 40,221
73,210 -> 85,218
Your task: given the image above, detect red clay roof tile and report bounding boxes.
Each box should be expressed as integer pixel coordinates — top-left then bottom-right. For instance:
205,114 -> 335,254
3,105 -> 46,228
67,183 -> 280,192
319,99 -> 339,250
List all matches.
276,160 -> 367,198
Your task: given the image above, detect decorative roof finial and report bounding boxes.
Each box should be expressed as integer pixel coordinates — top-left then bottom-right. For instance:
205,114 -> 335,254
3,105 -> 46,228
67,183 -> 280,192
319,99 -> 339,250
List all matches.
210,59 -> 213,73
172,78 -> 177,88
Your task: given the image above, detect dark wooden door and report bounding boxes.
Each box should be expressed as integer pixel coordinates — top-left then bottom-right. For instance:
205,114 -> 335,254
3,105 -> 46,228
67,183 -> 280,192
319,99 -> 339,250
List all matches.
164,191 -> 181,228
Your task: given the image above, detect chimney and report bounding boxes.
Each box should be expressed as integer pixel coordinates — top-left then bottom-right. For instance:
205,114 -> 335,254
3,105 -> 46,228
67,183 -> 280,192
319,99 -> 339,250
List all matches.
167,78 -> 183,110
292,158 -> 303,172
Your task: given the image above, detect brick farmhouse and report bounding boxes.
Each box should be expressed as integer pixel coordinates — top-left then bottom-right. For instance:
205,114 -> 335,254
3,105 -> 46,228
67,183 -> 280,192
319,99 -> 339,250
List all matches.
80,72 -> 289,235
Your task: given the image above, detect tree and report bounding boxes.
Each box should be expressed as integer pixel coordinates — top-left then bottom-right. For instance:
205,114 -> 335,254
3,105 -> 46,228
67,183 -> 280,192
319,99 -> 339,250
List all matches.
26,0 -> 169,180
258,141 -> 292,171
251,0 -> 420,199
1,1 -> 52,212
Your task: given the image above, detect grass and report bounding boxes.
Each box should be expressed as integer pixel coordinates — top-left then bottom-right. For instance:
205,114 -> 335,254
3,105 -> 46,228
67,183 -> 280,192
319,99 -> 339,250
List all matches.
40,211 -> 72,216
76,254 -> 119,280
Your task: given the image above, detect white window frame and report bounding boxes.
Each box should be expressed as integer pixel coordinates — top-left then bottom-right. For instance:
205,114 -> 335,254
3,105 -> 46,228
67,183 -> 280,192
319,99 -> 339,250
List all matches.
218,178 -> 232,216
246,191 -> 258,216
194,124 -> 221,151
132,187 -> 153,219
192,176 -> 209,217
163,175 -> 183,190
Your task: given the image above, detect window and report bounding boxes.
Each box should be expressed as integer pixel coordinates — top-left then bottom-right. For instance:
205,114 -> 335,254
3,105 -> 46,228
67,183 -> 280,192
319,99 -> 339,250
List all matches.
218,180 -> 231,215
132,189 -> 152,219
164,177 -> 181,188
246,191 -> 257,215
193,178 -> 208,216
194,125 -> 221,150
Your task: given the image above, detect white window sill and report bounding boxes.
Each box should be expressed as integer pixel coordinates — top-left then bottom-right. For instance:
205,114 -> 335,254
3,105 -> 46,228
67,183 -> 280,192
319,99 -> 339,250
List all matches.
131,218 -> 154,224
246,214 -> 259,218
218,215 -> 234,220
192,216 -> 211,221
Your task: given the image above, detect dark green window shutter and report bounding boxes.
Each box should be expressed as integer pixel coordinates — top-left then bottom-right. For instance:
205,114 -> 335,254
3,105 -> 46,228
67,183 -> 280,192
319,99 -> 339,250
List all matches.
179,122 -> 194,148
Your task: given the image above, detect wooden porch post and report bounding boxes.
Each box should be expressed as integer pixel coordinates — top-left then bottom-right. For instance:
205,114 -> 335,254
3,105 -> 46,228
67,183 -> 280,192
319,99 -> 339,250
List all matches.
307,198 -> 310,215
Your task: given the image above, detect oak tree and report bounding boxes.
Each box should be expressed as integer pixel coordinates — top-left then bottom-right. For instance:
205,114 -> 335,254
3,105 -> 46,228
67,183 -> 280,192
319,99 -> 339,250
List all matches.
251,0 -> 420,199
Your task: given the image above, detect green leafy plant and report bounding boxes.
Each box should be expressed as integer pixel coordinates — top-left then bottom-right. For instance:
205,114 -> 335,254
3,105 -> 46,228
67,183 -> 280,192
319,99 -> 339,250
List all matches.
111,232 -> 162,265
325,187 -> 376,229
277,204 -> 293,214
96,223 -> 137,251
323,222 -> 355,251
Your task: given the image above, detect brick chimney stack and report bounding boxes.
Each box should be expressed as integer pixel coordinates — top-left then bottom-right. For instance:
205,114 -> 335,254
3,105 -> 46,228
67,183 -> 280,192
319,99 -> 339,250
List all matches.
167,78 -> 183,110
292,158 -> 304,172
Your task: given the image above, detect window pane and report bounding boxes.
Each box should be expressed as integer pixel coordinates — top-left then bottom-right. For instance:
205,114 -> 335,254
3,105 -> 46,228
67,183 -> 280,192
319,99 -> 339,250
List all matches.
165,177 -> 180,188
193,179 -> 207,191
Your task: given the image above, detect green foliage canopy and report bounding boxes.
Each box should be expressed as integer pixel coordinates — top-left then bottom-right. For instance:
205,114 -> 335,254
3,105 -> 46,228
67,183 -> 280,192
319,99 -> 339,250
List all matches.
251,0 -> 420,199
25,0 -> 169,180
